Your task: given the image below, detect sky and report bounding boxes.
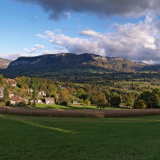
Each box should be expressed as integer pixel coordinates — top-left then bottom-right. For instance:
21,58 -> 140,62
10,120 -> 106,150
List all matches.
1,0 -> 160,64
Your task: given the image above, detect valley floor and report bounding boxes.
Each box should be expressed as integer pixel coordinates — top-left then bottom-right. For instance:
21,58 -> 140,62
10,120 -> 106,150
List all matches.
0,114 -> 160,160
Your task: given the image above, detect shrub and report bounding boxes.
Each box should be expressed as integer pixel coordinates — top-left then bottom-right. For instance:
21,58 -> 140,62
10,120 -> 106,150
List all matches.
32,102 -> 36,107
18,101 -> 27,107
85,100 -> 91,106
0,102 -> 5,106
59,101 -> 68,106
78,99 -> 84,103
28,101 -> 31,106
6,101 -> 11,106
133,99 -> 147,109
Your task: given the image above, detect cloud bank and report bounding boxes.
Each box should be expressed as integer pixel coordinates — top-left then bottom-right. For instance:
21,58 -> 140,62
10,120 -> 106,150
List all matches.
11,0 -> 160,20
35,16 -> 160,64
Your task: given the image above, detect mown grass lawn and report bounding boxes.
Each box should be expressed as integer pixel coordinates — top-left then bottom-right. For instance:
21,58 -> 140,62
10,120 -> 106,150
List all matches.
35,104 -> 125,110
0,114 -> 160,160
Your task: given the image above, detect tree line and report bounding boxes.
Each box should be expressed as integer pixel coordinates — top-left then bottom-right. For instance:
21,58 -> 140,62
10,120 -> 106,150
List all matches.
1,75 -> 160,109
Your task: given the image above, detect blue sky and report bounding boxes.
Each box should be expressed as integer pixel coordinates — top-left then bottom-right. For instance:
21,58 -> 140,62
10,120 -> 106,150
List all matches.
1,0 -> 160,64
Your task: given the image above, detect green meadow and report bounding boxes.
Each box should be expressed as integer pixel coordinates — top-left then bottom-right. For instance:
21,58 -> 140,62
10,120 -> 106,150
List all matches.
0,114 -> 160,160
35,104 -> 125,110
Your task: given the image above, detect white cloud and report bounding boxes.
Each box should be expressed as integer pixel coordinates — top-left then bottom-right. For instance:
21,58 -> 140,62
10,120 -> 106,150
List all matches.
30,48 -> 36,53
46,16 -> 160,63
36,30 -> 54,39
80,29 -> 103,38
55,29 -> 61,33
36,34 -> 48,39
34,44 -> 45,49
44,30 -> 54,37
65,12 -> 72,19
1,52 -> 38,60
24,48 -> 29,53
2,52 -> 23,60
53,46 -> 65,50
43,49 -> 68,55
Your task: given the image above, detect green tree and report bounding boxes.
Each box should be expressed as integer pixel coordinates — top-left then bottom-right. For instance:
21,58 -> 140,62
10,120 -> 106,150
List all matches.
138,90 -> 152,108
110,92 -> 121,107
59,88 -> 71,105
151,88 -> 160,108
32,90 -> 37,101
94,93 -> 108,109
103,89 -> 110,102
0,74 -> 3,85
133,99 -> 147,109
77,88 -> 87,100
3,87 -> 9,104
124,93 -> 135,107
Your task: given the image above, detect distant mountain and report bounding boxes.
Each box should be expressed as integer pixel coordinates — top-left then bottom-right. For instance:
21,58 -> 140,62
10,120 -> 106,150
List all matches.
0,58 -> 12,69
3,53 -> 153,75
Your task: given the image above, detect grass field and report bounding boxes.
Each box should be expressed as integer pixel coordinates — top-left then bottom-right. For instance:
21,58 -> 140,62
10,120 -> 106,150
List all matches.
1,114 -> 160,160
35,104 -> 124,110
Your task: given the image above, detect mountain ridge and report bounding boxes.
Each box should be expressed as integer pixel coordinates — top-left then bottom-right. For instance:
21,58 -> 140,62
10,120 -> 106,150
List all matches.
1,53 -> 160,75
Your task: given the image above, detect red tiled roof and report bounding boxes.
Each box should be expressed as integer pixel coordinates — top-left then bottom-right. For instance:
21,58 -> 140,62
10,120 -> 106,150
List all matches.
10,95 -> 24,102
45,97 -> 55,101
10,81 -> 17,85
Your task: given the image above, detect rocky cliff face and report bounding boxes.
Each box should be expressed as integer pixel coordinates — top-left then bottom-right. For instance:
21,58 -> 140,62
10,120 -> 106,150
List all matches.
0,58 -> 12,69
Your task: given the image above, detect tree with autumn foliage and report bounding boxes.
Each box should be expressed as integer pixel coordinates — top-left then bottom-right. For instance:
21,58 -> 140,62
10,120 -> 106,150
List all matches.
3,87 -> 9,104
58,88 -> 71,105
93,92 -> 108,109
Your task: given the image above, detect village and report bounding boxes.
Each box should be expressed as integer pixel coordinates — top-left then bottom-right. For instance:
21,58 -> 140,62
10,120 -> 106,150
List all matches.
0,76 -> 81,107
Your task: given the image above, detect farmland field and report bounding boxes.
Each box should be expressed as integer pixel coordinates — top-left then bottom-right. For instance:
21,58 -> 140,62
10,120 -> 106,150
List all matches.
35,104 -> 124,110
1,114 -> 160,160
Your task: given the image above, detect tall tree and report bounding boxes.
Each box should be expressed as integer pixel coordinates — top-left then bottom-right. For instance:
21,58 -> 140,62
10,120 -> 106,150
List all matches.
152,88 -> 160,108
3,87 -> 9,104
0,74 -> 3,85
124,93 -> 135,107
138,90 -> 152,108
32,90 -> 37,101
133,99 -> 146,109
77,88 -> 87,100
110,92 -> 121,107
59,88 -> 71,105
94,93 -> 108,110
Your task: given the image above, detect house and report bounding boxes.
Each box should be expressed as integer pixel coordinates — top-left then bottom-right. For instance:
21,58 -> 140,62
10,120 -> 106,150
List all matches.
28,88 -> 33,93
23,98 -> 29,104
37,99 -> 43,104
10,95 -> 24,105
3,79 -> 8,83
38,91 -> 46,96
72,101 -> 78,105
0,87 -> 4,95
31,99 -> 35,103
9,93 -> 14,98
10,81 -> 17,86
74,97 -> 80,101
57,84 -> 62,87
45,97 -> 55,105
